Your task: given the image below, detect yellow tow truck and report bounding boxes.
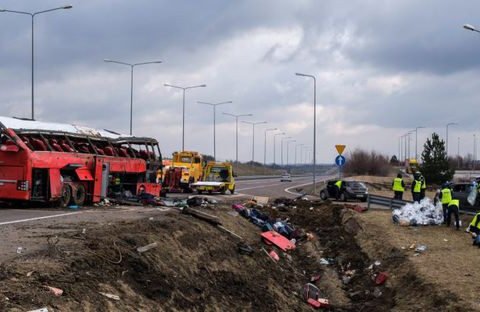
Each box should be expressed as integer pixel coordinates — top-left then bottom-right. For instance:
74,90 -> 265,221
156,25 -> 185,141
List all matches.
191,162 -> 235,194
406,158 -> 419,174
163,151 -> 204,193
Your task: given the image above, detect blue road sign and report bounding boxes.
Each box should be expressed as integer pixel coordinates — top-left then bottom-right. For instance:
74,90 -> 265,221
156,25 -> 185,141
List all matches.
335,155 -> 346,167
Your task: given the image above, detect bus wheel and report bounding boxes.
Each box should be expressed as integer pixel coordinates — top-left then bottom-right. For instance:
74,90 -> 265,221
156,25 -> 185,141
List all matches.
59,184 -> 72,208
73,184 -> 86,206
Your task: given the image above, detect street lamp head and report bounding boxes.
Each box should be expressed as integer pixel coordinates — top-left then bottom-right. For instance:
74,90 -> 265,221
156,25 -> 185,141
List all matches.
464,24 -> 476,31
295,72 -> 306,77
0,8 -> 5,12
63,5 -> 73,9
103,59 -> 112,62
199,84 -> 207,88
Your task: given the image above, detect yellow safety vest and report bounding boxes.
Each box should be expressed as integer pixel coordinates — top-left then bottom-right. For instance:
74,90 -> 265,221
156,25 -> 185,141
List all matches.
448,199 -> 460,208
413,180 -> 421,193
441,188 -> 452,204
421,179 -> 426,190
335,181 -> 342,189
469,213 -> 480,230
392,178 -> 404,192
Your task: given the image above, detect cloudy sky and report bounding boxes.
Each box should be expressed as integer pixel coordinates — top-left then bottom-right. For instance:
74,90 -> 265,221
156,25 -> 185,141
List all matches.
1,0 -> 480,163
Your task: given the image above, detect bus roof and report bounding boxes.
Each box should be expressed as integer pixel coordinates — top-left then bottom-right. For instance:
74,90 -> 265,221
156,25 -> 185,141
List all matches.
0,116 -> 129,140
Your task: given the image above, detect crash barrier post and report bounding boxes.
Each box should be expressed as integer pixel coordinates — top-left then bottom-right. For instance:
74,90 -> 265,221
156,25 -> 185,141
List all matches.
367,194 -> 412,210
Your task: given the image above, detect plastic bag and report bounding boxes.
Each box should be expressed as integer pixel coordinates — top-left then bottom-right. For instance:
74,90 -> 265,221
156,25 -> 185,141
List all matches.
467,186 -> 477,206
392,198 -> 443,226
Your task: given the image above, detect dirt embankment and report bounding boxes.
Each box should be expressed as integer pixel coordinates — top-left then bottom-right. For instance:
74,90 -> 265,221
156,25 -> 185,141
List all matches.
0,200 -> 467,311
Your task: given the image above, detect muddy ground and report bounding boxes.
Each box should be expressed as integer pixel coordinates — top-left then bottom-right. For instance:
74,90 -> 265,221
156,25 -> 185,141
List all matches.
0,198 -> 471,311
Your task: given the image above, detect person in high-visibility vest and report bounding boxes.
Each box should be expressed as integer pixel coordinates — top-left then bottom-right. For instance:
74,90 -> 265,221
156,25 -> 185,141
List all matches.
447,198 -> 460,230
411,172 -> 422,203
392,173 -> 405,200
335,180 -> 344,200
466,212 -> 480,247
419,173 -> 427,200
439,182 -> 452,224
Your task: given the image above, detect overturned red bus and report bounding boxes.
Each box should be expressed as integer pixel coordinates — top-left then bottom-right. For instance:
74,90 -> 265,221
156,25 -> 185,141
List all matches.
0,116 -> 163,207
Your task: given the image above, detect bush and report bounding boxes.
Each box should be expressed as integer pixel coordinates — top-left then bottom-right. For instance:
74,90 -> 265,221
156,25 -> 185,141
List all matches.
343,149 -> 392,176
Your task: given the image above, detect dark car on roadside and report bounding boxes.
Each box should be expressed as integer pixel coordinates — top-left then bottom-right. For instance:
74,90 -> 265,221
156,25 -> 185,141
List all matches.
450,182 -> 479,211
319,180 -> 369,202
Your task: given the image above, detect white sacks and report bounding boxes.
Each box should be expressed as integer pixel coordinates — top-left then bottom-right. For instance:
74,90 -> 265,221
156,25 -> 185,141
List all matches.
392,198 -> 444,226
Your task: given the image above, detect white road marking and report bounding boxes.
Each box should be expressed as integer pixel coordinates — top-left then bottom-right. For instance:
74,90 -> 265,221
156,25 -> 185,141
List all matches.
0,211 -> 82,226
236,182 -> 294,192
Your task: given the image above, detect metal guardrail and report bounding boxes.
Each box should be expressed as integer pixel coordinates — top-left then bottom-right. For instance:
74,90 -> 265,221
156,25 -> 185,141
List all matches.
367,194 -> 412,210
368,194 -> 476,216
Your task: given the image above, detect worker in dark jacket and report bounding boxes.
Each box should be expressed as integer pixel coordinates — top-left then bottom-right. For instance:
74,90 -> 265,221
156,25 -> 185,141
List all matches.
335,180 -> 344,201
392,173 -> 405,200
466,212 -> 480,246
411,172 -> 422,203
447,198 -> 460,230
439,182 -> 452,224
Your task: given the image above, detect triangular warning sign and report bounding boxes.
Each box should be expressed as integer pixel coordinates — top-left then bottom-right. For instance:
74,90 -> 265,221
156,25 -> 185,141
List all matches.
335,145 -> 346,155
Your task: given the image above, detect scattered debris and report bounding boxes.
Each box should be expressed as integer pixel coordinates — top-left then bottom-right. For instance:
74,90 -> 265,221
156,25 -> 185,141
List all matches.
268,250 -> 280,262
319,258 -> 333,265
303,283 -> 330,309
375,272 -> 388,285
99,292 -> 120,301
310,275 -> 321,283
136,242 -> 158,253
373,287 -> 383,298
344,203 -> 368,213
45,286 -> 63,297
28,308 -> 49,312
415,245 -> 427,253
26,271 -> 34,277
261,231 -> 296,251
253,196 -> 269,205
237,242 -> 254,255
16,247 -> 23,254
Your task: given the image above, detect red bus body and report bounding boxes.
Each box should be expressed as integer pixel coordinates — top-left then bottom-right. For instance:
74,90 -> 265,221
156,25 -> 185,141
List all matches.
0,117 -> 162,206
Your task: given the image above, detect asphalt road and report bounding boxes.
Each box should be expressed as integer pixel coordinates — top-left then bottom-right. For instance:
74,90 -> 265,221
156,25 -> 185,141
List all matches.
0,174 -> 333,262
0,174 -> 334,230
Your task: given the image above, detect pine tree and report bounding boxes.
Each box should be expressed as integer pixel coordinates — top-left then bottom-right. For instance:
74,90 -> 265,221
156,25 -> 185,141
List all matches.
420,132 -> 454,184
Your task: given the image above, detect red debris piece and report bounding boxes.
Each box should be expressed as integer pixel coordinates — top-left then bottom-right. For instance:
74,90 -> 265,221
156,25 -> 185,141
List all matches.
375,272 -> 388,285
269,250 -> 280,261
261,231 -> 295,251
344,204 -> 368,213
307,298 -> 321,308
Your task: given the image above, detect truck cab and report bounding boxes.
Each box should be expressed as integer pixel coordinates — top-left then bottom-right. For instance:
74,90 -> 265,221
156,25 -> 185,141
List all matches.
169,151 -> 203,192
191,162 -> 235,194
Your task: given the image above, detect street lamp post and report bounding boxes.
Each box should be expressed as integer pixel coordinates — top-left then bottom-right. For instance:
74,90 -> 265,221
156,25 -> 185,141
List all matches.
296,72 -> 317,193
242,121 -> 267,163
264,128 -> 278,165
281,137 -> 292,166
223,112 -> 252,163
105,59 -> 162,135
197,101 -> 232,160
446,122 -> 458,156
164,83 -> 207,150
414,126 -> 425,160
464,24 -> 480,33
0,5 -> 73,120
273,132 -> 285,165
286,140 -> 296,165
